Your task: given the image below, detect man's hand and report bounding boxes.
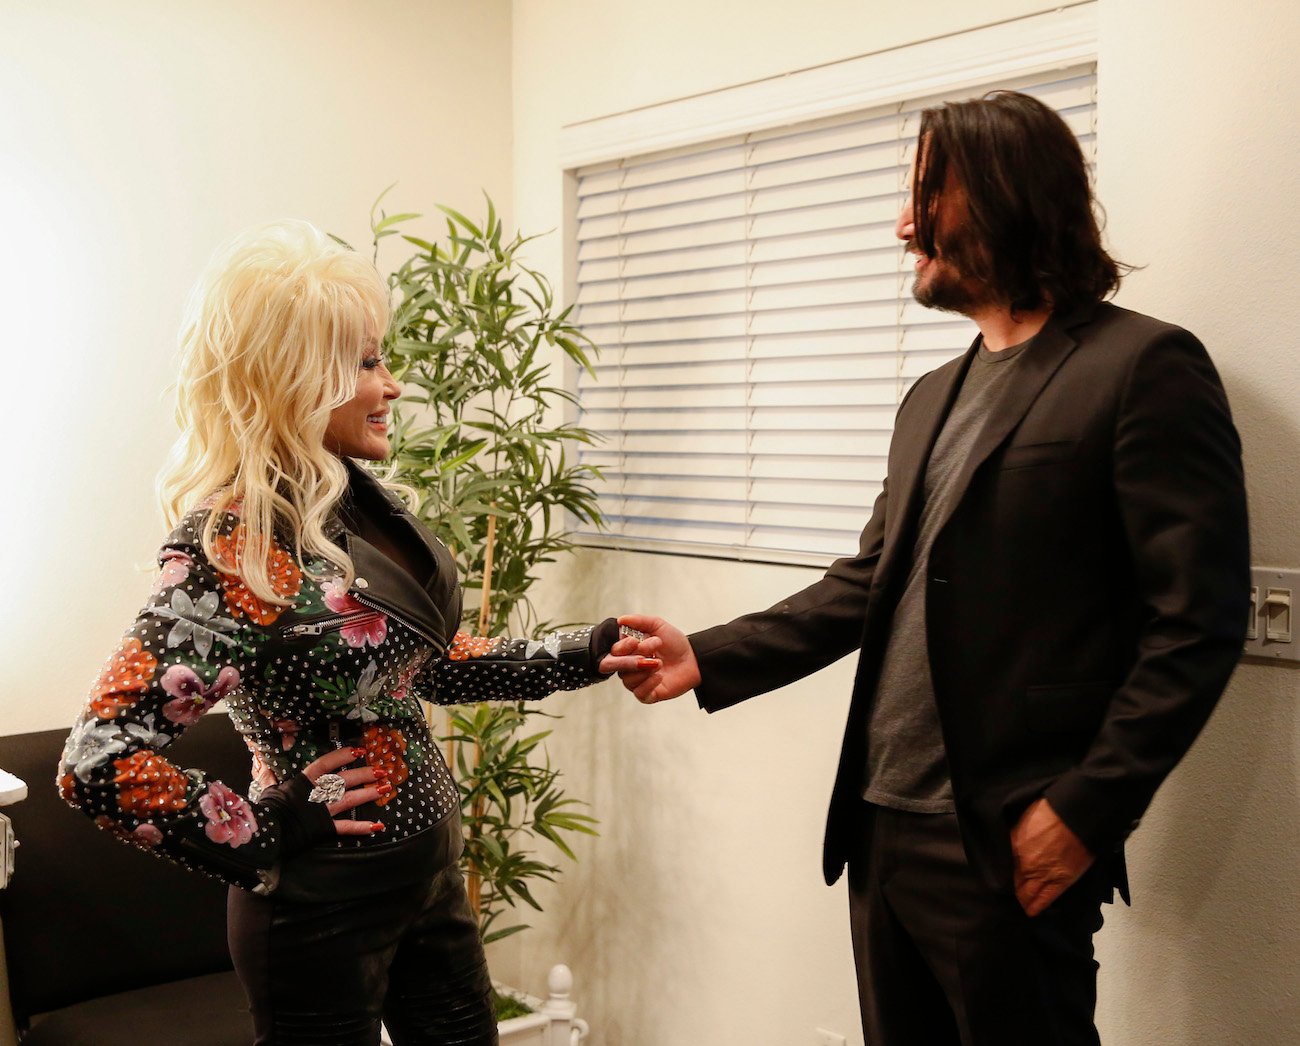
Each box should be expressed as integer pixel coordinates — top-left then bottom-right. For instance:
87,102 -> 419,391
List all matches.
609,614 -> 702,704
1009,797 -> 1095,917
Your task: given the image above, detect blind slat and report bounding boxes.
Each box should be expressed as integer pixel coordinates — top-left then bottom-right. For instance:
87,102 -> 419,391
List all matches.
572,64 -> 1097,564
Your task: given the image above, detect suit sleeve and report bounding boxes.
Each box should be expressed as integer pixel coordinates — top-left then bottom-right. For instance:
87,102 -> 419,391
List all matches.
688,480 -> 888,712
57,509 -> 332,894
428,619 -> 620,704
1043,330 -> 1250,854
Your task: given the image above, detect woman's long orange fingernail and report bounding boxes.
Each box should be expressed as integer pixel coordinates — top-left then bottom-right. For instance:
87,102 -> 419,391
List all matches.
371,822 -> 385,832
637,658 -> 661,669
373,767 -> 389,778
376,782 -> 392,795
352,746 -> 368,758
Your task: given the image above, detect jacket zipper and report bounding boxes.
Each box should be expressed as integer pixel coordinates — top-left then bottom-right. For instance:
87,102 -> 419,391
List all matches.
281,609 -> 386,639
349,589 -> 447,655
338,531 -> 448,655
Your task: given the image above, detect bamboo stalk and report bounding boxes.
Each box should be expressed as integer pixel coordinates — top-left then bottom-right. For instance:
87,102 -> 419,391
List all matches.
477,509 -> 497,637
442,542 -> 458,770
467,507 -> 497,922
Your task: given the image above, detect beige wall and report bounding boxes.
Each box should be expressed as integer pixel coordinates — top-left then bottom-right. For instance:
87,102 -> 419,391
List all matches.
504,2 -> 1300,1044
0,0 -> 512,733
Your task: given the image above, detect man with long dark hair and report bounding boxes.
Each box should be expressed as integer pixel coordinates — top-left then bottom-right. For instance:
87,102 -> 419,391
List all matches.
612,90 -> 1249,1043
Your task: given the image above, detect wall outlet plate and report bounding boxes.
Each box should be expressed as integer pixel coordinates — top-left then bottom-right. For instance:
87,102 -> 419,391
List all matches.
1244,568 -> 1300,664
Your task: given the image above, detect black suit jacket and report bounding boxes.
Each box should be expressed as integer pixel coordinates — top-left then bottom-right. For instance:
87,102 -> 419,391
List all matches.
689,302 -> 1250,895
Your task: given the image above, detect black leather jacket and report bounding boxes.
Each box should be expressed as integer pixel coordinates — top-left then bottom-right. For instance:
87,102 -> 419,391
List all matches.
59,459 -> 615,899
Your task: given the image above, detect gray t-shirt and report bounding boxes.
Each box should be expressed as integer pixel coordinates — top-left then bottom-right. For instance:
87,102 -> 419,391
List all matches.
862,335 -> 1032,813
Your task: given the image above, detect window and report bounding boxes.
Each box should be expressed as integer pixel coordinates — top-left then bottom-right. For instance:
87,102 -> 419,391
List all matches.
565,10 -> 1098,565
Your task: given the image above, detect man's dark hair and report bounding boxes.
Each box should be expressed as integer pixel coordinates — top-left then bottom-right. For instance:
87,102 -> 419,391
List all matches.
914,90 -> 1127,313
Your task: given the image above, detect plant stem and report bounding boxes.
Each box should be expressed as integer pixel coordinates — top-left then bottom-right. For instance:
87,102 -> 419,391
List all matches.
478,508 -> 497,637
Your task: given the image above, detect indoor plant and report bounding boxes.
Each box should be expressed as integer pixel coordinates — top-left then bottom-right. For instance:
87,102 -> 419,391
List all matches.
360,192 -> 605,952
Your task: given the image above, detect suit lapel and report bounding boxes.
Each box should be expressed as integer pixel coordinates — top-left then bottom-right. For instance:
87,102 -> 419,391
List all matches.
928,305 -> 1091,536
879,340 -> 977,559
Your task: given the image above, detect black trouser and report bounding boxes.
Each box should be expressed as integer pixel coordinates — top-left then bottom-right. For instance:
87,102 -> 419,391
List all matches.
847,803 -> 1108,1046
227,865 -> 498,1046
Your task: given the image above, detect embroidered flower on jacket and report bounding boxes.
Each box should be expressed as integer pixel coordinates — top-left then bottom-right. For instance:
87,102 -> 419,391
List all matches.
390,652 -> 429,701
121,713 -> 172,750
63,716 -> 130,781
154,589 -> 240,659
112,750 -> 190,816
448,632 -> 503,661
321,579 -> 388,648
64,714 -> 174,781
160,664 -> 242,725
361,724 -> 408,806
213,525 -> 302,626
199,780 -> 257,847
151,550 -> 193,595
346,661 -> 384,723
89,637 -> 159,720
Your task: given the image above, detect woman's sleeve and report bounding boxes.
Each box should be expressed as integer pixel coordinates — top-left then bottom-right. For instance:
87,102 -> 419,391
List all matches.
57,509 -> 330,894
427,618 -> 620,705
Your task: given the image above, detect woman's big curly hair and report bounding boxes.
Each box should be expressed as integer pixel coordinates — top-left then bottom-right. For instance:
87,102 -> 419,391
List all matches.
158,220 -> 392,606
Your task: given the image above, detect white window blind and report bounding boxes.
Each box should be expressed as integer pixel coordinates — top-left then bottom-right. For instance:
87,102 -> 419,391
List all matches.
571,65 -> 1097,565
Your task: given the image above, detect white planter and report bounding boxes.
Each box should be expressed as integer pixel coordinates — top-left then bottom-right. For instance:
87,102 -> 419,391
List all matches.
381,964 -> 588,1046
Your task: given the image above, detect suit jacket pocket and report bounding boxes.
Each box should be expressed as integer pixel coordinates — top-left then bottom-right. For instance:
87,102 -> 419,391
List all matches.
999,439 -> 1078,470
1024,681 -> 1112,740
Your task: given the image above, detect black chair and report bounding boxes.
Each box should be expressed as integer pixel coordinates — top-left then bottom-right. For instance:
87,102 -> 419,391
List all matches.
0,713 -> 253,1044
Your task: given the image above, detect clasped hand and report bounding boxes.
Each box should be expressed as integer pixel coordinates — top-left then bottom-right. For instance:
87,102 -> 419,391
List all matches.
600,617 -> 1095,919
598,614 -> 700,704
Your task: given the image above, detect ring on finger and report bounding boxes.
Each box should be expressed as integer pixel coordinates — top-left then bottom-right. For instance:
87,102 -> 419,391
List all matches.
308,773 -> 347,804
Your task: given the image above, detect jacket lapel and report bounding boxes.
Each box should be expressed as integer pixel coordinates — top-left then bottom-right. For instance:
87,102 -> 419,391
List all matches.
929,305 -> 1092,536
879,341 -> 977,560
338,459 -> 459,644
345,531 -> 451,643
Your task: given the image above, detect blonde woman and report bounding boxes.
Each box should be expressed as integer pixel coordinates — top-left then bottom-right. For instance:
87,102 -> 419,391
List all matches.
58,221 -> 648,1045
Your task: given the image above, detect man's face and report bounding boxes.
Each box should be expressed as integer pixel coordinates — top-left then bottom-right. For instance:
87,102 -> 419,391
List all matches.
895,150 -> 992,315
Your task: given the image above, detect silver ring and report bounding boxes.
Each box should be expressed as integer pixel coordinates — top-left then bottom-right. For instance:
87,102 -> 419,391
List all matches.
619,625 -> 647,642
308,773 -> 346,804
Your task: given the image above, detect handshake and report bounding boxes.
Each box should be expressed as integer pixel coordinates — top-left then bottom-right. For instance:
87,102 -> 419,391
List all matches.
596,615 -> 702,703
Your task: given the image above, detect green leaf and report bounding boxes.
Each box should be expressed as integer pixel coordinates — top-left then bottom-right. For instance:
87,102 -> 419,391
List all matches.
437,204 -> 484,239
374,211 -> 422,232
483,924 -> 529,946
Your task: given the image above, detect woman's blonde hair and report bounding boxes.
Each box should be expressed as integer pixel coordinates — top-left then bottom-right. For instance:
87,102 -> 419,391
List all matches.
158,219 -> 392,605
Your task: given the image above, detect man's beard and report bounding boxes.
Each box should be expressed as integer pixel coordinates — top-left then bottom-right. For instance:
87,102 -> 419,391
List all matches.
908,229 -> 994,315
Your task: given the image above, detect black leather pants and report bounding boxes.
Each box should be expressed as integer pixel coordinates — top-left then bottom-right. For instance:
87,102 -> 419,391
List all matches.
228,865 -> 498,1046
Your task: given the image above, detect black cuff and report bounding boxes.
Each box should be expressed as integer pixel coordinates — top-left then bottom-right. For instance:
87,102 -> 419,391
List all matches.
588,617 -> 621,673
258,773 -> 336,857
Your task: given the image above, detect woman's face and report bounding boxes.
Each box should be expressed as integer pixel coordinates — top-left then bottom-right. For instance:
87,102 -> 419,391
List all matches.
324,338 -> 400,461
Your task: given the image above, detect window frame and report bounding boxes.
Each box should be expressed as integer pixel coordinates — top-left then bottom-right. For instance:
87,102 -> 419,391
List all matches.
560,4 -> 1100,567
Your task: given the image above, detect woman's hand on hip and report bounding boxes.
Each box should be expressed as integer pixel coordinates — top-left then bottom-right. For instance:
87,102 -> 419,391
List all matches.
303,746 -> 389,837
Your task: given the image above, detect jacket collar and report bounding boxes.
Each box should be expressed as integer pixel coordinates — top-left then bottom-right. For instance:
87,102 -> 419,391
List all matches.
332,458 -> 459,646
885,302 -> 1095,554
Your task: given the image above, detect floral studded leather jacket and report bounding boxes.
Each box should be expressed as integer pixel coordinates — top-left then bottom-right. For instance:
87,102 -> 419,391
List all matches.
58,460 -> 616,900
